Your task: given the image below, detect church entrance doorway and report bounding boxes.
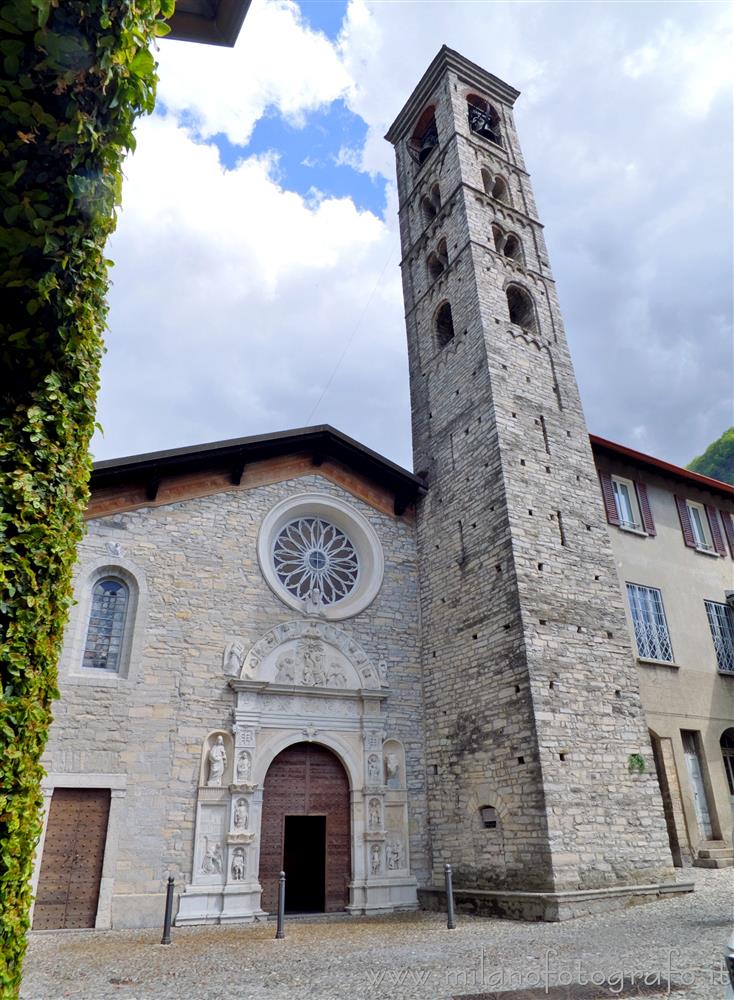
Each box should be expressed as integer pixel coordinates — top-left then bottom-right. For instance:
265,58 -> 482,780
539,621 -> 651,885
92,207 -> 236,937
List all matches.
283,815 -> 326,912
259,742 -> 350,913
33,788 -> 110,929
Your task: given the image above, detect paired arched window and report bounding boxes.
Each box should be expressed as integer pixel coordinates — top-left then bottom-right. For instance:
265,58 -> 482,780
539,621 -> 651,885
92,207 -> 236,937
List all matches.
491,175 -> 509,203
427,238 -> 448,282
82,577 -> 130,672
503,233 -> 523,263
481,167 -> 509,203
506,284 -> 537,333
420,183 -> 442,225
409,106 -> 439,166
467,94 -> 502,146
493,225 -> 524,264
435,301 -> 454,348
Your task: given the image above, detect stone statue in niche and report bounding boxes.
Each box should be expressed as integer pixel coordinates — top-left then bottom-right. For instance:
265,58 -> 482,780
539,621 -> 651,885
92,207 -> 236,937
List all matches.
275,651 -> 297,684
236,750 -> 252,784
387,838 -> 402,871
378,658 -> 388,686
367,754 -> 381,784
385,753 -> 400,787
234,798 -> 249,830
206,736 -> 227,786
201,838 -> 223,875
368,798 -> 381,830
304,585 -> 325,617
370,842 -> 381,875
224,640 -> 245,677
231,848 -> 246,881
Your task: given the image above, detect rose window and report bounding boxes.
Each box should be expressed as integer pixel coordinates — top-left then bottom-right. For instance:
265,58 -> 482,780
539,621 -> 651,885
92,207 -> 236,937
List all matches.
273,517 -> 359,605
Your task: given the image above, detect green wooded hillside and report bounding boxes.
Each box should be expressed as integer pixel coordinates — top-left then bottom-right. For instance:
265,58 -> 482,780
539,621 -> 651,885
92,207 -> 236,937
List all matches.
688,427 -> 734,485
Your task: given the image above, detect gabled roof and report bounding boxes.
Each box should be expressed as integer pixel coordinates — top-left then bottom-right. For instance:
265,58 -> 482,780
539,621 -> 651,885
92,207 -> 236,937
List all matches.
91,425 -> 426,516
590,434 -> 734,499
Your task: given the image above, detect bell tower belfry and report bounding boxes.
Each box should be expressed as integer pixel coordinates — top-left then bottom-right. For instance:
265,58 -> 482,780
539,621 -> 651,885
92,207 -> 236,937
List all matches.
386,47 -> 678,914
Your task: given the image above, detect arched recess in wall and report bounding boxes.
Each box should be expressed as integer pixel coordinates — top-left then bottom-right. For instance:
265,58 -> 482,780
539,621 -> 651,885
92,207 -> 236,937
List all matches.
503,233 -> 524,265
434,301 -> 455,349
408,106 -> 438,166
491,174 -> 510,203
60,554 -> 148,684
467,94 -> 502,146
506,284 -> 537,333
427,238 -> 448,282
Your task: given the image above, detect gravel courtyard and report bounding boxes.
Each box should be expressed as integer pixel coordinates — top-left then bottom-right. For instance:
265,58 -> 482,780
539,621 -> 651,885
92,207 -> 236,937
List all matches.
22,869 -> 733,1000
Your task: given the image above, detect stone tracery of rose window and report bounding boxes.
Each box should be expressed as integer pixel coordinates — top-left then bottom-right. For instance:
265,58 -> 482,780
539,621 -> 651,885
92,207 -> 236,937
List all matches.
273,517 -> 359,605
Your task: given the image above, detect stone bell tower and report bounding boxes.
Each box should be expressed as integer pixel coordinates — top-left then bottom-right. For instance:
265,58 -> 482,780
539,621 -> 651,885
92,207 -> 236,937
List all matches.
386,47 -> 678,916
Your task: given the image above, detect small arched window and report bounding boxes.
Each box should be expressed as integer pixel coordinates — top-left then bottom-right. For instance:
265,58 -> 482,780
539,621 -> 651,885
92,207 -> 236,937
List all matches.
409,106 -> 439,166
420,195 -> 437,224
430,184 -> 442,212
506,285 -> 537,332
492,224 -> 505,253
481,167 -> 492,196
435,302 -> 454,348
426,239 -> 449,282
491,175 -> 509,203
503,233 -> 523,264
82,577 -> 129,671
467,94 -> 502,146
427,253 -> 444,282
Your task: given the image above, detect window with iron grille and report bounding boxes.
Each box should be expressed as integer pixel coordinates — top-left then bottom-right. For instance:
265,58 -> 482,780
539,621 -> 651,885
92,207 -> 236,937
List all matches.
82,577 -> 129,671
705,600 -> 734,673
626,583 -> 673,662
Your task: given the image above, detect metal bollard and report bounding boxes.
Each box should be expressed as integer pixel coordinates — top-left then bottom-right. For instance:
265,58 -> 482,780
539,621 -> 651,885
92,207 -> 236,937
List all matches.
275,871 -> 286,939
444,863 -> 456,930
161,875 -> 175,945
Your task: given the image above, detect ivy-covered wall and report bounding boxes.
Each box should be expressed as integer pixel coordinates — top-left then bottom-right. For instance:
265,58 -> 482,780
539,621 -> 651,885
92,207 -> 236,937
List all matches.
0,1 -> 171,994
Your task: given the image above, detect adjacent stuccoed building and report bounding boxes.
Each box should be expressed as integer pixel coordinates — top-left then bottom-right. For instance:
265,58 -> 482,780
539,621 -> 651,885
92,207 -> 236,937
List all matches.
31,48 -> 734,931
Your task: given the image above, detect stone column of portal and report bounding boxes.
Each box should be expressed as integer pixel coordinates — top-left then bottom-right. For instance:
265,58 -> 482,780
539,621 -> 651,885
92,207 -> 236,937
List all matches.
385,47 -> 676,911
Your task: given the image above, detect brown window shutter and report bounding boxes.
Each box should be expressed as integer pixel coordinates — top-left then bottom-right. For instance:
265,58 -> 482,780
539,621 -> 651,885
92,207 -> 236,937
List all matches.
598,471 -> 619,525
706,505 -> 726,556
721,510 -> 734,557
675,496 -> 696,547
635,482 -> 656,536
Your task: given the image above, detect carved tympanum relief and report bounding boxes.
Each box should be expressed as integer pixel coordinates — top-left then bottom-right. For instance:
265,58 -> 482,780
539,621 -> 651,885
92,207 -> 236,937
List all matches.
228,620 -> 387,692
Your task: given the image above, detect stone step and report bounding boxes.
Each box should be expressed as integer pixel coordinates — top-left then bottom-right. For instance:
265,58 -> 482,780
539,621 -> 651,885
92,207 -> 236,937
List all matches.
698,847 -> 734,859
693,856 -> 734,869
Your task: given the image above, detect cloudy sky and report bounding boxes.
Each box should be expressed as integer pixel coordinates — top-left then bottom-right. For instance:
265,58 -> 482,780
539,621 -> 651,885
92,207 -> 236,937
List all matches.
95,0 -> 733,471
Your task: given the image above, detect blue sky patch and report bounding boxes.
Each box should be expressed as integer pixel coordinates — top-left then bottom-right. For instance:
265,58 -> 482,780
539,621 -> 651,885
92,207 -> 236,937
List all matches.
297,0 -> 348,41
207,99 -> 386,216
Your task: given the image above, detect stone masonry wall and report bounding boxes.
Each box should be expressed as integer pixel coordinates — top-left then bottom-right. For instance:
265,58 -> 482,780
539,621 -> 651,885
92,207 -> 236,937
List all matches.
390,52 -> 674,893
42,473 -> 428,927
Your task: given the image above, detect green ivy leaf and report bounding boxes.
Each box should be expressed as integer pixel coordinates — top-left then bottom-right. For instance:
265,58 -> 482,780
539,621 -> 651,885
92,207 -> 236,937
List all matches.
129,47 -> 154,78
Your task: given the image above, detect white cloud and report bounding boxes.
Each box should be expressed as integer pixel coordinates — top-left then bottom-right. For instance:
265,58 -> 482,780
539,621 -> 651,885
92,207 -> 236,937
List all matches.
621,12 -> 732,116
97,114 -> 409,463
97,0 -> 732,472
155,0 -> 353,144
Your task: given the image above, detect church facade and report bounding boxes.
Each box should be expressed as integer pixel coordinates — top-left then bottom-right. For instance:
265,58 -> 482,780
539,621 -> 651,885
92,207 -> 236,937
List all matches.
31,48 -> 734,931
